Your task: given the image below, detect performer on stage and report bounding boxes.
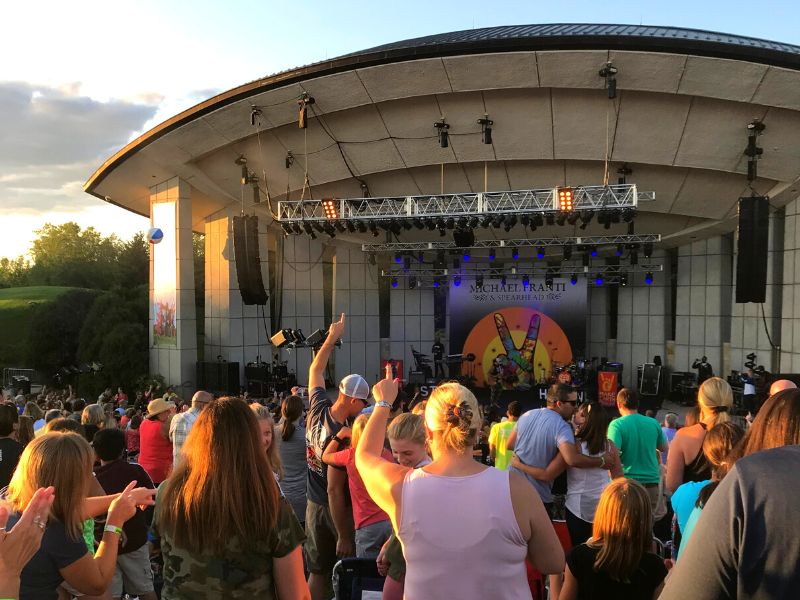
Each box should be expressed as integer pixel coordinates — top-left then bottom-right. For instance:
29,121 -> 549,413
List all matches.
432,337 -> 446,379
692,356 -> 714,385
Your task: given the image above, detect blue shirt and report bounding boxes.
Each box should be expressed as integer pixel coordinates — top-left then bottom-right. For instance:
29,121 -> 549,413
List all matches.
511,408 -> 574,503
671,479 -> 710,533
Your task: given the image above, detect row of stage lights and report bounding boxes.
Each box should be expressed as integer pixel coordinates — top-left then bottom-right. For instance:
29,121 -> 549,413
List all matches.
279,192 -> 635,239
280,208 -> 635,238
390,272 -> 656,289
388,242 -> 654,266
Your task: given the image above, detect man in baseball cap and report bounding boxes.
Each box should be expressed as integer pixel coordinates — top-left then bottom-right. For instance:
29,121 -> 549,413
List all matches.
304,313 -> 371,599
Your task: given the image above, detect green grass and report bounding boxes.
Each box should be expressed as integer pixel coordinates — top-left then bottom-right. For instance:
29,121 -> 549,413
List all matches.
0,286 -> 81,372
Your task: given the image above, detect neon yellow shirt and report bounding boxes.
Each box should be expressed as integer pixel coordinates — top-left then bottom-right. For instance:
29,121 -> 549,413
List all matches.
488,420 -> 517,470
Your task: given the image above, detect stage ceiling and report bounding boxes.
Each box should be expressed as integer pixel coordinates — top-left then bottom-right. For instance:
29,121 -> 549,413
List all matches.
85,24 -> 800,248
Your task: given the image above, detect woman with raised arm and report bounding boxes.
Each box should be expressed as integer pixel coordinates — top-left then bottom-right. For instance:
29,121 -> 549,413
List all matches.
356,366 -> 564,600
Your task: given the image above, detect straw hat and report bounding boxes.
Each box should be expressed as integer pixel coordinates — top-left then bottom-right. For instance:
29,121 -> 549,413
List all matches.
146,397 -> 175,418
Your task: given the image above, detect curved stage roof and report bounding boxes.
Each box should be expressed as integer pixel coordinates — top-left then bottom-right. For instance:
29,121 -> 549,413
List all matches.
86,23 -> 800,247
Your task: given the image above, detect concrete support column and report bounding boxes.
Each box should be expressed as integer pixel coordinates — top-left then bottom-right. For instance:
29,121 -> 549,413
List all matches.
149,177 -> 196,392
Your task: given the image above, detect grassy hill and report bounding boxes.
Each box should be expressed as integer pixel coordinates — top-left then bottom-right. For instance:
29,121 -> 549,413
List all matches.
0,286 -> 81,375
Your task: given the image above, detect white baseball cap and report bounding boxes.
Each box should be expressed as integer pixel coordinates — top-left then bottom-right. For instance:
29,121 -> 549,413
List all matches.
339,374 -> 372,404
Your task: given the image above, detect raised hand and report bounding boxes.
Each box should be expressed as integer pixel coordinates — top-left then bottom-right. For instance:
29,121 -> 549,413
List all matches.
0,486 -> 55,583
492,313 -> 540,389
372,363 -> 399,405
328,312 -> 346,342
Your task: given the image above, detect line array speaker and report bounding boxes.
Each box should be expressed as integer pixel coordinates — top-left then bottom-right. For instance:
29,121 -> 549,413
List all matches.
735,196 -> 769,304
232,215 -> 268,305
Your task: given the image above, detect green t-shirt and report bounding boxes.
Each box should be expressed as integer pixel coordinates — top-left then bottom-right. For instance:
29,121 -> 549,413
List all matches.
607,413 -> 666,484
155,494 -> 305,599
488,420 -> 517,470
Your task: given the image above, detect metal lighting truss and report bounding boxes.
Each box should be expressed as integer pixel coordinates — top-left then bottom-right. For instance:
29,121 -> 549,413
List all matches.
277,184 -> 652,222
362,234 -> 660,253
383,265 -> 663,278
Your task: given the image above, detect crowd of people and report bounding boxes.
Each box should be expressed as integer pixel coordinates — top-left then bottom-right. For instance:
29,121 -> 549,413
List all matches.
1,312 -> 799,599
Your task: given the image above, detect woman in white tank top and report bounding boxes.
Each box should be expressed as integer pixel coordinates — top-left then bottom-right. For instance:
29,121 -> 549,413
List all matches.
355,366 -> 566,600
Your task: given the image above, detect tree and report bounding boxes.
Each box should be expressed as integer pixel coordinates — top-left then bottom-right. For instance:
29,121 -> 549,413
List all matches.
0,256 -> 30,287
26,289 -> 101,376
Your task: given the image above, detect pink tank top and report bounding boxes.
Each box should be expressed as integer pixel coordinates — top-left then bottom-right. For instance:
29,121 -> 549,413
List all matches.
138,418 -> 172,483
398,466 -> 531,600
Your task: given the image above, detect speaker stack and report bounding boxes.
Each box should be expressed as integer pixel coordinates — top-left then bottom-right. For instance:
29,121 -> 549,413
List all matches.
232,215 -> 268,305
735,196 -> 769,303
196,361 -> 240,395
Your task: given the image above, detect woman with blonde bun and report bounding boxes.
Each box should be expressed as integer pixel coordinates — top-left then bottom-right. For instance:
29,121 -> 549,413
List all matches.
666,376 -> 732,494
356,367 -> 564,600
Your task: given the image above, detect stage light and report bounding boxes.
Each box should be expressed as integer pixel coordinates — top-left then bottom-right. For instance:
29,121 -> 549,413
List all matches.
402,220 -> 412,230
426,219 -> 437,231
324,223 -> 336,238
478,114 -> 493,145
334,220 -> 346,232
622,209 -> 635,223
346,221 -> 356,233
556,213 -> 567,226
413,217 -> 424,229
463,252 -> 470,262
563,244 -> 573,261
395,252 -> 403,263
436,217 -> 446,231
357,221 -> 367,233
433,278 -> 441,287
545,273 -> 554,288
476,275 -> 484,287
595,275 -> 604,286
313,221 -> 325,233
480,215 -> 492,227
620,273 -> 628,287
368,221 -> 378,237
434,119 -> 450,148
467,216 -> 479,228
507,215 -> 517,228
645,272 -> 654,285
616,244 -> 624,257
536,246 -> 545,260
391,277 -> 398,288
522,275 -> 529,287
512,248 -> 519,260
453,275 -> 461,287
445,217 -> 455,229
409,276 -> 417,289
557,187 -> 574,211
546,214 -> 556,226
570,274 -> 578,285
488,249 -> 495,261
644,242 -> 654,258
521,215 -> 530,227
590,246 -> 598,257
322,198 -> 338,219
281,223 -> 293,236
493,215 -> 505,228
567,212 -> 580,225
533,214 -> 544,228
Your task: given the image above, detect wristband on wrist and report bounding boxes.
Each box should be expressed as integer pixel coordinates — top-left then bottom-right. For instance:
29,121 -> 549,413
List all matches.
599,455 -> 606,468
375,401 -> 392,410
104,524 -> 123,536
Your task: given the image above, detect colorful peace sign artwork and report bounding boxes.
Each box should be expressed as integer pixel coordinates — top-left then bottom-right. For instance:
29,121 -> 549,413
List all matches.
461,307 -> 573,390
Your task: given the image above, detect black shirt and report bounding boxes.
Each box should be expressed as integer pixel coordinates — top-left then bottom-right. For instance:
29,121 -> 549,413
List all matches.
305,387 -> 347,505
0,437 -> 23,489
94,459 -> 154,554
432,342 -> 445,361
567,543 -> 667,600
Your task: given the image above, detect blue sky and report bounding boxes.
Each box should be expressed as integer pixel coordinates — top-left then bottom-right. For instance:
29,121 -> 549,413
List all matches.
2,0 -> 799,258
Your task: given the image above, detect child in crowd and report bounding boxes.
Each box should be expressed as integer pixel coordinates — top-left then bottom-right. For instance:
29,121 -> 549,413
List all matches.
250,403 -> 283,479
322,413 -> 394,558
93,428 -> 157,600
561,478 -> 668,600
377,413 -> 431,600
661,413 -> 678,464
126,414 -> 142,459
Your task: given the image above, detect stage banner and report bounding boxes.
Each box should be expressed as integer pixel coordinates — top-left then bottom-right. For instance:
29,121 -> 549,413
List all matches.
597,371 -> 619,407
152,201 -> 177,346
449,278 -> 587,390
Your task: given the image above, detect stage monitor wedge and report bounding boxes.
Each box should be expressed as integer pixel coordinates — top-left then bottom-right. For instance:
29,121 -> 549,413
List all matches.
232,215 -> 268,305
735,196 -> 769,304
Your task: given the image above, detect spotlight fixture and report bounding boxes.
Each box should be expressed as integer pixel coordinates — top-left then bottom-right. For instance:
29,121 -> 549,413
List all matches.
570,274 -> 578,285
521,215 -> 530,227
395,252 -> 403,264
434,118 -> 450,148
579,211 -> 594,230
445,217 -> 455,230
745,119 -> 766,181
463,252 -> 470,262
409,276 -> 417,289
556,213 -> 567,226
512,248 -> 519,260
488,249 -> 495,261
346,221 -> 356,233
433,278 -> 441,288
476,275 -> 484,288
643,242 -> 654,258
280,223 -> 293,236
533,214 -> 545,228
599,62 -> 618,99
545,273 -> 554,288
563,244 -> 573,261
595,274 -> 604,286
426,219 -> 437,231
480,215 -> 492,228
369,221 -> 379,237
313,221 -> 325,233
590,246 -> 598,257
391,277 -> 398,288
298,92 -> 315,128
620,273 -> 628,287
478,114 -> 493,145
522,275 -> 530,287
250,106 -> 262,126
557,187 -> 574,211
546,213 -> 556,226
453,275 -> 461,287
322,198 -> 338,219
356,220 -> 367,233
413,217 -> 424,229
616,244 -> 624,257
645,272 -> 654,285
536,246 -> 545,260
292,223 -> 303,235
567,212 -> 580,225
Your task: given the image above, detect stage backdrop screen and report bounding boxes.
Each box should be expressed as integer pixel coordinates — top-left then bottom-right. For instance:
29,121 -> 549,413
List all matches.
449,278 -> 587,390
152,201 -> 177,347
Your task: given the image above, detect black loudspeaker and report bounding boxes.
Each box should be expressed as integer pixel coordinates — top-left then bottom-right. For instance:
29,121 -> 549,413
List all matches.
196,361 -> 240,395
736,196 -> 769,303
232,215 -> 268,305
